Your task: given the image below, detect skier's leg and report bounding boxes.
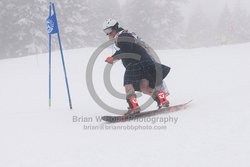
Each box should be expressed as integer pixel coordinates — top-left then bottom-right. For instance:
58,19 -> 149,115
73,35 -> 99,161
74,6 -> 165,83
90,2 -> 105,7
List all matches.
124,84 -> 141,115
140,79 -> 153,95
125,84 -> 135,96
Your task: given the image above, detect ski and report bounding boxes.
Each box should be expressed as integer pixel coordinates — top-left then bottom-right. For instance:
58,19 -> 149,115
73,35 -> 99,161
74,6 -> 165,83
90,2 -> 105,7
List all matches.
101,100 -> 192,123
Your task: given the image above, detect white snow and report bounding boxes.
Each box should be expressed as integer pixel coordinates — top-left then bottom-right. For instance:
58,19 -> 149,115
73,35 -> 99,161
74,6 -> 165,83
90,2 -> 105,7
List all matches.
0,43 -> 250,167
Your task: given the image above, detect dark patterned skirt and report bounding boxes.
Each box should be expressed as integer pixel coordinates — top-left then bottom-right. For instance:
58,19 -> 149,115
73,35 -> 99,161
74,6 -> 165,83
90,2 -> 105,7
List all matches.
123,60 -> 170,91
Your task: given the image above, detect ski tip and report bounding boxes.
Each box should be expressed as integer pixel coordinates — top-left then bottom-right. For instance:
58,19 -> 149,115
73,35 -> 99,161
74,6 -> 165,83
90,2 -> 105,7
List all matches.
183,100 -> 193,108
186,99 -> 193,104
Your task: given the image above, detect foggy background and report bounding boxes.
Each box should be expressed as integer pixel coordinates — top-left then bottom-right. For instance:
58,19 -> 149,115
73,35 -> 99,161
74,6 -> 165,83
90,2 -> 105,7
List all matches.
0,0 -> 250,59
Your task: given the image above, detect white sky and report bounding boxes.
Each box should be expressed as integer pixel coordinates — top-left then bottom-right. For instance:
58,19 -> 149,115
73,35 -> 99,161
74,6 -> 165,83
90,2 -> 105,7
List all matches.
118,0 -> 250,19
182,0 -> 250,18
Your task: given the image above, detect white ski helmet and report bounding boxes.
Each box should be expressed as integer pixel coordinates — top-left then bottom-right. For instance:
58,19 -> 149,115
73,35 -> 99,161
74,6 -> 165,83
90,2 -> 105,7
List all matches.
102,18 -> 119,31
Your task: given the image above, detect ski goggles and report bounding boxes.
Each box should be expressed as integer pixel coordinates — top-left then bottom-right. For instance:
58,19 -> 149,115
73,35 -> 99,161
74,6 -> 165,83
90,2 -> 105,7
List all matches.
104,28 -> 113,35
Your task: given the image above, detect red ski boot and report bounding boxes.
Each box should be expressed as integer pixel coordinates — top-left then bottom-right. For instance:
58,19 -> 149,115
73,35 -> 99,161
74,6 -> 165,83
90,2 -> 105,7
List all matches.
152,90 -> 170,108
125,94 -> 141,115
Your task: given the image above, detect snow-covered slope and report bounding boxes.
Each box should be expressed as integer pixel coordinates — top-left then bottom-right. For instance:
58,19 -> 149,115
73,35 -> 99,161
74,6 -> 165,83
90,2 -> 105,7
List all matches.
0,43 -> 250,167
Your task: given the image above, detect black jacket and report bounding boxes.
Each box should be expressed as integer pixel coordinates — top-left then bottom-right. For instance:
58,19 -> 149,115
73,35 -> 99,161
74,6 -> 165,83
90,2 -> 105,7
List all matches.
112,30 -> 153,68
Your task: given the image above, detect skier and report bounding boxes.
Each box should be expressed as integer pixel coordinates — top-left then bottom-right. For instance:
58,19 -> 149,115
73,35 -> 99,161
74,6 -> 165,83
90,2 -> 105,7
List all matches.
103,18 -> 171,115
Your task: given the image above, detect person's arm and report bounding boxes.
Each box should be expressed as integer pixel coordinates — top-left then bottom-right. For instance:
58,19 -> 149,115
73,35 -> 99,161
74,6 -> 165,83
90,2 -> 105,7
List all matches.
105,50 -> 121,64
105,33 -> 135,64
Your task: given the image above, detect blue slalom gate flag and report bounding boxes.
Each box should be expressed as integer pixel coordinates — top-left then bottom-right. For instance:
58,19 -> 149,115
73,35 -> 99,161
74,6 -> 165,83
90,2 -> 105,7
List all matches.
47,14 -> 58,34
47,2 -> 73,110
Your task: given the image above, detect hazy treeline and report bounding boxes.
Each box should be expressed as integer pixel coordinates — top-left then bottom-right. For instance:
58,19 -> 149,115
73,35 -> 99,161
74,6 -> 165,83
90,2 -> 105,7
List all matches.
0,0 -> 249,58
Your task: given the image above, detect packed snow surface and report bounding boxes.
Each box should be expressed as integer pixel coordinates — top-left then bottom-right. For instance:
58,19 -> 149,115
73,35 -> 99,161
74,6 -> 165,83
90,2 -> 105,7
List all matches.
0,43 -> 249,167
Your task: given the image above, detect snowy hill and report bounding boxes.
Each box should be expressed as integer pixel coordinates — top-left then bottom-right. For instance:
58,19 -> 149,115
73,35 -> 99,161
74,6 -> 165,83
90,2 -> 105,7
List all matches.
0,43 -> 250,167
